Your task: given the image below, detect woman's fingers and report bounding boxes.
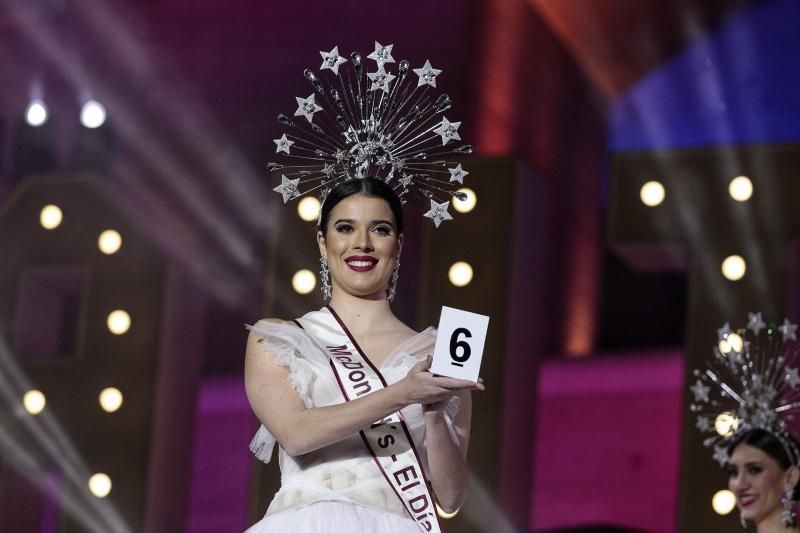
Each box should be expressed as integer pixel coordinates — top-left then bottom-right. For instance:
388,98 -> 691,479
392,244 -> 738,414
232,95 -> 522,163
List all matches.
431,376 -> 484,390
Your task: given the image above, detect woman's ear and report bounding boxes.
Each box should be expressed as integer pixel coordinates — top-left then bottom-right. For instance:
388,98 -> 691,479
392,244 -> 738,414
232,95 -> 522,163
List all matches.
317,229 -> 326,258
396,233 -> 404,259
785,464 -> 800,491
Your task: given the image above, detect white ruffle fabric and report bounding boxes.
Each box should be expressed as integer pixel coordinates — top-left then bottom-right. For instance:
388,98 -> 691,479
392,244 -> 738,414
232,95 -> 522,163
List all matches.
244,319 -> 461,532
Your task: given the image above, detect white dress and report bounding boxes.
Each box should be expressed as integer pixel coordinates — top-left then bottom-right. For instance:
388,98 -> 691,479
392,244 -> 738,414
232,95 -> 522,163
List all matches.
244,319 -> 461,533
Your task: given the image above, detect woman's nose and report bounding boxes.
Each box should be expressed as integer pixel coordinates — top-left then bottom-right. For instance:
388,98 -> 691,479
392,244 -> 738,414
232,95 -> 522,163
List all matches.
354,229 -> 374,251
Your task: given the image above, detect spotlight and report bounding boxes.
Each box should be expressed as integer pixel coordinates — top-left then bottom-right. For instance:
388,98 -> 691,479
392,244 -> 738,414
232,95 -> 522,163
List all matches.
98,230 -> 123,255
729,176 -> 753,202
712,489 -> 736,515
714,412 -> 739,437
25,100 -> 48,127
721,255 -> 746,281
640,181 -> 665,207
88,473 -> 112,498
448,261 -> 474,287
453,188 -> 477,213
107,310 -> 131,335
23,390 -> 46,415
718,333 -> 743,355
39,204 -> 63,230
99,387 -> 123,413
292,269 -> 316,295
297,197 -> 321,222
80,100 -> 107,129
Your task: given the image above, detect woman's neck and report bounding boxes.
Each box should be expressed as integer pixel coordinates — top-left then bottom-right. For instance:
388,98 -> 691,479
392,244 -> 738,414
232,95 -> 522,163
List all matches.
757,508 -> 800,533
327,290 -> 397,336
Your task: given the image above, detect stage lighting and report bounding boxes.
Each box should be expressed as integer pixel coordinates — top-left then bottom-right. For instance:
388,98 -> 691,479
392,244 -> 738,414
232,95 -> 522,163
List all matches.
453,188 -> 477,213
39,204 -> 63,230
436,503 -> 460,519
448,261 -> 473,287
107,310 -> 131,335
23,390 -> 46,415
25,100 -> 48,127
88,473 -> 112,498
729,176 -> 753,202
297,197 -> 321,222
714,411 -> 739,437
640,180 -> 665,207
292,269 -> 316,295
718,332 -> 743,355
98,230 -> 122,255
712,489 -> 736,515
99,387 -> 123,413
721,255 -> 746,281
80,100 -> 106,129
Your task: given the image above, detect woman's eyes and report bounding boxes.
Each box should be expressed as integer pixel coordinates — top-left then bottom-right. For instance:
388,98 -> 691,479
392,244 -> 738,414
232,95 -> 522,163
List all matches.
335,224 -> 353,233
334,224 -> 392,235
373,225 -> 392,235
748,466 -> 763,475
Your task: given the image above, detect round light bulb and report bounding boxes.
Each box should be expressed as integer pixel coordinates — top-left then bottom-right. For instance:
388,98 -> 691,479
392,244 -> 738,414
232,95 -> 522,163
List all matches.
99,387 -> 123,413
292,269 -> 316,295
26,100 -> 48,127
721,255 -> 746,281
39,204 -> 63,230
297,197 -> 321,222
453,188 -> 477,213
448,261 -> 474,287
80,100 -> 107,129
712,489 -> 736,515
640,181 -> 666,207
23,390 -> 46,415
88,473 -> 112,498
107,310 -> 131,335
729,176 -> 753,202
98,230 -> 122,255
715,412 -> 739,437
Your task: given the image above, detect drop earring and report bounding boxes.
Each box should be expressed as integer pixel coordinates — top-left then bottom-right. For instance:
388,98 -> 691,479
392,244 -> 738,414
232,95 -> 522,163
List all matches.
320,256 -> 331,301
387,258 -> 400,302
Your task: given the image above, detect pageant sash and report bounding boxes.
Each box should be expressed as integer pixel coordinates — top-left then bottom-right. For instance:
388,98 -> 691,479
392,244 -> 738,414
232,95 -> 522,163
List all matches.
295,306 -> 441,533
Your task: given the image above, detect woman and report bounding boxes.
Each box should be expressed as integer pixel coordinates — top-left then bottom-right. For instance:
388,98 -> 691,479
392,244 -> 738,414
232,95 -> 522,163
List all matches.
243,177 -> 483,532
728,429 -> 800,532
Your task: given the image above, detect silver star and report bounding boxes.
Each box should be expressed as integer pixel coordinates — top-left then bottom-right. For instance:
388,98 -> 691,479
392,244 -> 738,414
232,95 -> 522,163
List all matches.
690,380 -> 711,403
319,46 -> 347,75
696,416 -> 711,432
747,312 -> 767,335
294,94 -> 323,123
367,41 -> 395,66
322,163 -> 336,177
433,117 -> 461,145
334,149 -> 347,163
367,67 -> 396,93
712,444 -> 730,466
717,322 -> 732,342
779,318 -> 798,341
448,164 -> 469,184
423,200 -> 453,228
398,174 -> 413,188
273,134 -> 294,154
273,175 -> 300,203
413,60 -> 442,88
786,366 -> 800,388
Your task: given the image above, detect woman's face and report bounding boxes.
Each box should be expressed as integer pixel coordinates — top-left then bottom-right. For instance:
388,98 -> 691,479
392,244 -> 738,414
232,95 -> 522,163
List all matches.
317,194 -> 402,300
728,443 -> 796,524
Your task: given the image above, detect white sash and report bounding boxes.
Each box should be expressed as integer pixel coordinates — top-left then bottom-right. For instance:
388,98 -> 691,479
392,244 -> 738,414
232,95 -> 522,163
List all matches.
296,306 -> 441,533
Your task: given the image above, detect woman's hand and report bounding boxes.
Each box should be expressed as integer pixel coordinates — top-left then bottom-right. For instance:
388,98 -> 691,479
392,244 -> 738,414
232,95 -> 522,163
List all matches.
397,355 -> 484,408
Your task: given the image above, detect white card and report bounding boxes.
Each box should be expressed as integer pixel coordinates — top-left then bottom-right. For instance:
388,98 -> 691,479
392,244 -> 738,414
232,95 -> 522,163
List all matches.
430,306 -> 490,382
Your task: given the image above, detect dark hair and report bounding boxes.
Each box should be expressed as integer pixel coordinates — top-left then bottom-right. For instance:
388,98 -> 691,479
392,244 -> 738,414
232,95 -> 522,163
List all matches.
317,177 -> 404,235
730,429 -> 800,498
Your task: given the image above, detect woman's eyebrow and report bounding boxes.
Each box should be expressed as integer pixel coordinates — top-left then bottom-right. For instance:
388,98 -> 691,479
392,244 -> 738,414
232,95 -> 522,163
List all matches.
371,219 -> 395,226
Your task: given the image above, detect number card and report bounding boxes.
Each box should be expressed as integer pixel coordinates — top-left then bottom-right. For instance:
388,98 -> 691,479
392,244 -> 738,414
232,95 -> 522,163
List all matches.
430,306 -> 490,382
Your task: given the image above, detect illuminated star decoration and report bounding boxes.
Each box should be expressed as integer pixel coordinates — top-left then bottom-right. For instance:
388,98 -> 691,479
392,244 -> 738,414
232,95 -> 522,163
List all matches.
413,60 -> 442,88
696,416 -> 711,432
786,366 -> 800,388
423,200 -> 453,228
690,380 -> 711,403
367,41 -> 395,66
367,67 -> 396,93
273,175 -> 300,203
779,318 -> 798,342
717,322 -> 732,342
433,117 -> 461,145
747,311 -> 767,335
294,94 -> 323,122
712,445 -> 730,466
319,46 -> 347,75
448,164 -> 469,184
273,134 -> 294,154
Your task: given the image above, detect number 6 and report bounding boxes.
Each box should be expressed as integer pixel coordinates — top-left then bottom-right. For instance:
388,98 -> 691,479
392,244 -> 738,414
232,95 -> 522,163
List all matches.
450,327 -> 472,366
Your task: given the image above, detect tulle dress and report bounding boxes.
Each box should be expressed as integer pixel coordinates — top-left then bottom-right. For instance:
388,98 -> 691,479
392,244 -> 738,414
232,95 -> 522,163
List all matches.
244,319 -> 461,533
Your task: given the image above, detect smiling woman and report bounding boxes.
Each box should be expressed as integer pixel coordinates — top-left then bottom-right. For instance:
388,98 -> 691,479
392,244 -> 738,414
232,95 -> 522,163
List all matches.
242,176 -> 483,533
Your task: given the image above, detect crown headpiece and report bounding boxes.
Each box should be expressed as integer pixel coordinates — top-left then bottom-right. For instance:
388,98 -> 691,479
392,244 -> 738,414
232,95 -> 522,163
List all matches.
690,312 -> 800,466
269,42 -> 473,227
